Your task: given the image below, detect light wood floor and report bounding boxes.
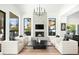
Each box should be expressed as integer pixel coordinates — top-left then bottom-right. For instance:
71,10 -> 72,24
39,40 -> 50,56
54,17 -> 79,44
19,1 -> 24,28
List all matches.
19,46 -> 61,55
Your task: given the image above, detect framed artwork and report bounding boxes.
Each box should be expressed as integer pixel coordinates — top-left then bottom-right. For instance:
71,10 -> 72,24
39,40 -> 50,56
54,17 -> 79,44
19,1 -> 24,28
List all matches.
48,18 -> 56,36
24,18 -> 31,36
61,23 -> 66,31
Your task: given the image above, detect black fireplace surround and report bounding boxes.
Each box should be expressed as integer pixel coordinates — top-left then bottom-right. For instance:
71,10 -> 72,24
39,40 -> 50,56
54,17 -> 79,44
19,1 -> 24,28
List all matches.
35,32 -> 44,37
31,39 -> 47,49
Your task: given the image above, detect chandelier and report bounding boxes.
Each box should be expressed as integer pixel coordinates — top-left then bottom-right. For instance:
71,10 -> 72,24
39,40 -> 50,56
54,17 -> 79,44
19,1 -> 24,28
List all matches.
33,5 -> 46,16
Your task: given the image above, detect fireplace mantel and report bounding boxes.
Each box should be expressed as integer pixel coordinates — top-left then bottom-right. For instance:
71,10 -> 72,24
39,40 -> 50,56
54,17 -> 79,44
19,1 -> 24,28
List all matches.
33,8 -> 47,37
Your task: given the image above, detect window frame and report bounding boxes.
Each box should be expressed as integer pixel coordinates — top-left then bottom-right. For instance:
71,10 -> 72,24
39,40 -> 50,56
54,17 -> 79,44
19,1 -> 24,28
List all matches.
0,10 -> 6,41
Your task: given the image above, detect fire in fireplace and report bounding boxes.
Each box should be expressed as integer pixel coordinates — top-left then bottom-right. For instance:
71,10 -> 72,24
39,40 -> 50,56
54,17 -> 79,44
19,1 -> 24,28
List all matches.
35,32 -> 44,37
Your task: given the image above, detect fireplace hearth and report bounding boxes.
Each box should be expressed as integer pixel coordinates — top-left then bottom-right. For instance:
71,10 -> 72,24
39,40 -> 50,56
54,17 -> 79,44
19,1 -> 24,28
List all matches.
35,32 -> 44,37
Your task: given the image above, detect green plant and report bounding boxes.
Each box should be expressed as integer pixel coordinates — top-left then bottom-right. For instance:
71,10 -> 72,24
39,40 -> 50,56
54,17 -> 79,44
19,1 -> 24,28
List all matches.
25,28 -> 31,32
11,26 -> 18,32
67,24 -> 75,32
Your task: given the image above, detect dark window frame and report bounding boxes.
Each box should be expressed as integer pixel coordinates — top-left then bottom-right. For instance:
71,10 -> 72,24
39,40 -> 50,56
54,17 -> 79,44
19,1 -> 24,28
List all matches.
0,10 -> 6,40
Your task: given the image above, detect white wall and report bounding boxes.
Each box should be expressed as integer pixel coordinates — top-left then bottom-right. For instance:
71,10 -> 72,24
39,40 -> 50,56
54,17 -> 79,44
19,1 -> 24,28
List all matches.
1,4 -> 78,41
59,5 -> 79,36
59,4 -> 78,16
67,11 -> 79,24
58,16 -> 67,36
0,4 -> 21,41
0,4 -> 68,42
22,4 -> 63,17
22,4 -> 64,37
58,5 -> 79,36
67,11 -> 79,35
33,13 -> 47,37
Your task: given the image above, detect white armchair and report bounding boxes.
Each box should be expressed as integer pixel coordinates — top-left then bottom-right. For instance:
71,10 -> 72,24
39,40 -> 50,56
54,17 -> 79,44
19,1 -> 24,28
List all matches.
57,40 -> 78,54
50,37 -> 78,54
2,36 -> 27,54
2,41 -> 21,54
15,36 -> 28,46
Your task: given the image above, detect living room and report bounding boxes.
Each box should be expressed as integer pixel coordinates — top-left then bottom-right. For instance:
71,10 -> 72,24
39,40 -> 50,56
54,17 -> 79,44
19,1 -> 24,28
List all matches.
0,4 -> 79,55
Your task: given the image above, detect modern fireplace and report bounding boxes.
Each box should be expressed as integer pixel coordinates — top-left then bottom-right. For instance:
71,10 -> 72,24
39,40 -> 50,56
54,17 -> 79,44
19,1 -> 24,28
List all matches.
35,32 -> 44,37
33,9 -> 47,37
35,24 -> 44,29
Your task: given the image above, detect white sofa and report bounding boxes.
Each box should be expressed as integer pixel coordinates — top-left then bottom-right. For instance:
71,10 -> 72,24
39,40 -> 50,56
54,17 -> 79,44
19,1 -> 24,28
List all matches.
50,37 -> 78,54
15,36 -> 28,46
2,36 -> 27,54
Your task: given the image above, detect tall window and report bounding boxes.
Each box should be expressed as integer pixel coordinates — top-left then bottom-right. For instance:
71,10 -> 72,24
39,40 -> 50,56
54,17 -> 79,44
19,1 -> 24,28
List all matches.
67,24 -> 76,34
0,10 -> 6,41
9,18 -> 19,39
9,12 -> 19,40
48,18 -> 56,36
24,18 -> 31,36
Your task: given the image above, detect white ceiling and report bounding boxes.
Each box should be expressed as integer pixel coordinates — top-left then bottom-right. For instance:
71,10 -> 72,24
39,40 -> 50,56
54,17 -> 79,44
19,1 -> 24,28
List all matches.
68,11 -> 79,18
14,4 -> 64,16
14,4 -> 78,17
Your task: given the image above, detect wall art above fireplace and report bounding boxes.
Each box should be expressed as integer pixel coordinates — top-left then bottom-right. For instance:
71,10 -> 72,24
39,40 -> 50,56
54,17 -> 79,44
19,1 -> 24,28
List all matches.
35,24 -> 44,29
